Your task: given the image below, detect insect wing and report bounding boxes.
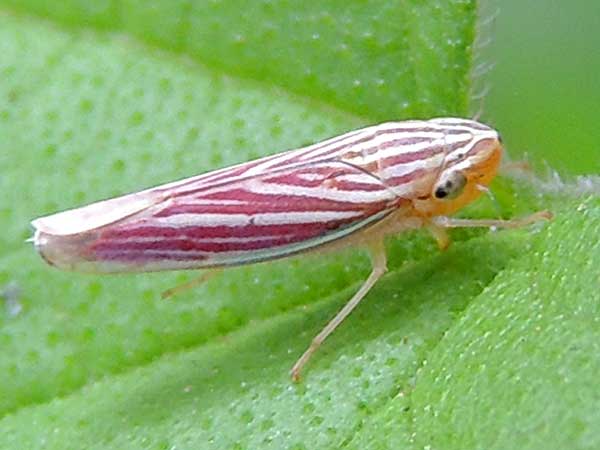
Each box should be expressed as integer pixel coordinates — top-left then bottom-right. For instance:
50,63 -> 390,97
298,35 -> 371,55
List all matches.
33,120 -> 456,272
63,160 -> 399,272
31,124 -> 384,237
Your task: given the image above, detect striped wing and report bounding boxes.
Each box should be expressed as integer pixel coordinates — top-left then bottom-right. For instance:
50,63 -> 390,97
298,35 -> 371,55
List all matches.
32,118 -> 503,273
30,122 -> 398,236
85,160 -> 400,271
31,120 -> 458,237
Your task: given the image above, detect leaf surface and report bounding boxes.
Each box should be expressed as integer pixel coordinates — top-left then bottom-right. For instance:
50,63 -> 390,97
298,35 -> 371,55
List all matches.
0,3 -> 598,449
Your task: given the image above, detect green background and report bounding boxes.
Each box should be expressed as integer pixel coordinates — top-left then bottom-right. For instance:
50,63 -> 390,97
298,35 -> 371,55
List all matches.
0,1 -> 598,449
485,0 -> 600,175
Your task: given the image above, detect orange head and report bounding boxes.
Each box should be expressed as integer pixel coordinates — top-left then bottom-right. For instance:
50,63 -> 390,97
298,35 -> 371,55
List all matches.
422,118 -> 503,217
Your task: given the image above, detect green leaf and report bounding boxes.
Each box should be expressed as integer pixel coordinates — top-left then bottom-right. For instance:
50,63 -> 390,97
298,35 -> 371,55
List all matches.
2,0 -> 476,119
486,0 -> 600,175
346,197 -> 600,450
0,2 -> 598,449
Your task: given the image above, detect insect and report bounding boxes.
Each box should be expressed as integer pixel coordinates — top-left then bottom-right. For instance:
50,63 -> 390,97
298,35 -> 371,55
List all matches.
31,118 -> 551,380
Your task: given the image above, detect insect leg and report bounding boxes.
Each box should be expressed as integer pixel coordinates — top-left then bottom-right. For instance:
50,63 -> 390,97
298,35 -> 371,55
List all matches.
290,240 -> 388,382
161,269 -> 222,299
427,224 -> 451,250
432,210 -> 552,230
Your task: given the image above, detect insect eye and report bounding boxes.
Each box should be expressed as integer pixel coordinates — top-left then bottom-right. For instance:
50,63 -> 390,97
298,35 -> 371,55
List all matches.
434,171 -> 467,200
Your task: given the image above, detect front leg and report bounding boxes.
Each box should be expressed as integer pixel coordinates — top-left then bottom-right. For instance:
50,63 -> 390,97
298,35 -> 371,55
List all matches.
426,210 -> 552,249
432,210 -> 552,230
427,223 -> 451,250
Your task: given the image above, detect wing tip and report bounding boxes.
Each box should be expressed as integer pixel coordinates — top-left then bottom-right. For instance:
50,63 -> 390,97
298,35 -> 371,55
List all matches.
30,191 -> 162,236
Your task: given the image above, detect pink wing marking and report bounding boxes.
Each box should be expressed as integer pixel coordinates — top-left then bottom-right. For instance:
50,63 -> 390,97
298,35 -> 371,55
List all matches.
86,160 -> 402,271
32,122 -> 444,238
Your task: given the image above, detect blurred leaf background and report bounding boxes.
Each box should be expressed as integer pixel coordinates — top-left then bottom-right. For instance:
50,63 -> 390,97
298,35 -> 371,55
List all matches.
485,0 -> 600,175
0,1 -> 598,449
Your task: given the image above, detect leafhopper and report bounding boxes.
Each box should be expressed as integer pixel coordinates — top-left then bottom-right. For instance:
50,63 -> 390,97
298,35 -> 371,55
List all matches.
31,118 -> 551,380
